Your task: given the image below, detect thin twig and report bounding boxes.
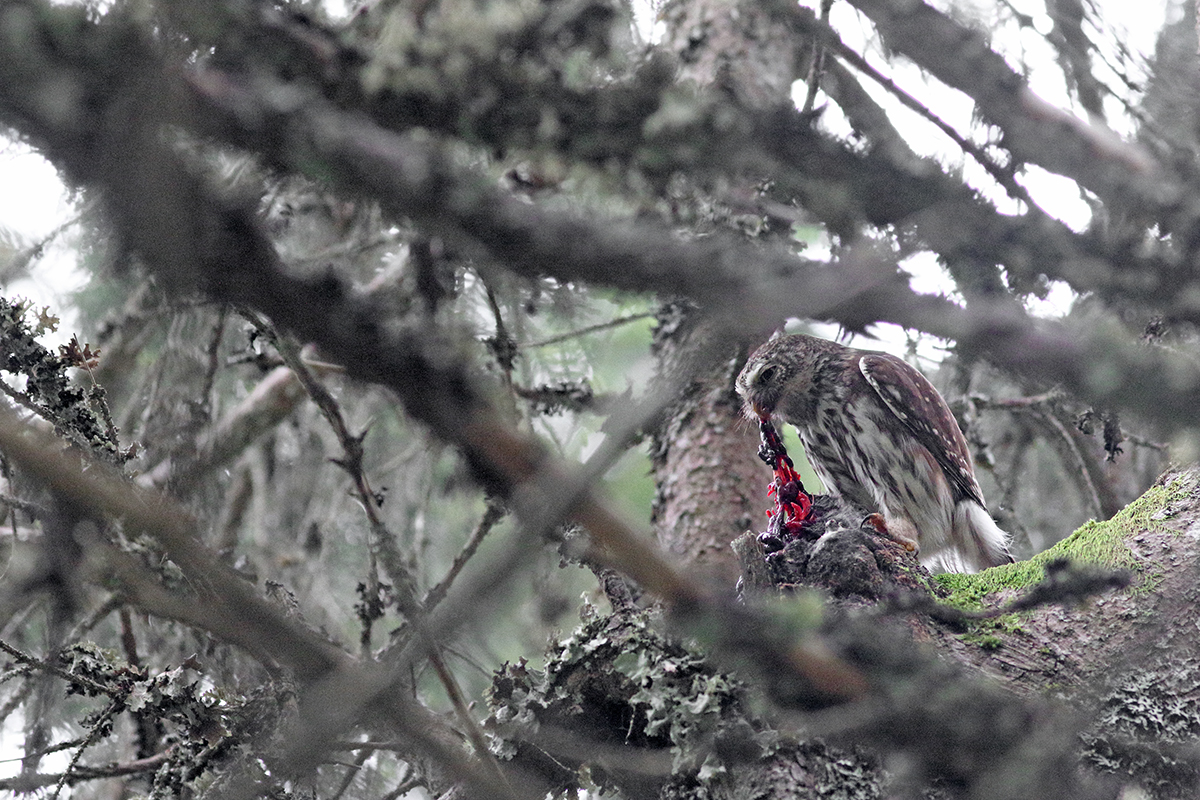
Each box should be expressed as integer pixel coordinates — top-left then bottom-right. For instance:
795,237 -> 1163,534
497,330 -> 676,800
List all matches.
379,772 -> 423,800
331,740 -> 410,752
968,393 -> 1119,519
795,11 -> 1037,208
79,365 -> 121,462
521,311 -> 655,349
0,638 -> 114,697
0,200 -> 94,282
422,501 -> 507,612
0,492 -> 45,518
1127,433 -> 1169,451
65,594 -> 123,652
199,305 -> 228,424
240,310 -> 513,794
801,0 -> 835,114
293,233 -> 397,271
1034,408 -> 1106,518
0,370 -> 115,462
328,746 -> 371,800
968,391 -> 1061,409
237,308 -> 390,638
0,735 -> 87,763
0,664 -> 32,685
51,701 -> 122,800
484,282 -> 520,422
0,750 -> 169,792
0,382 -> 52,423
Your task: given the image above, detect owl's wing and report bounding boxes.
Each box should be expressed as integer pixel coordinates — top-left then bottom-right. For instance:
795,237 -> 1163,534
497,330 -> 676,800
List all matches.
858,353 -> 984,505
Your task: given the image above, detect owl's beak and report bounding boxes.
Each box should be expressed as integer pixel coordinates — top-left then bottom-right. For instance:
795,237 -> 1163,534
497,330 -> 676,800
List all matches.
746,401 -> 772,422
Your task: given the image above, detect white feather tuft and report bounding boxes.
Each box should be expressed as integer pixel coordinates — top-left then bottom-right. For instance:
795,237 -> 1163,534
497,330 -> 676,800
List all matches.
945,500 -> 1013,573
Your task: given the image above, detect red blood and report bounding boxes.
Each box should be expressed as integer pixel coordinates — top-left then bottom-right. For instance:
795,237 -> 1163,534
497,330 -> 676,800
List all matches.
755,416 -> 813,544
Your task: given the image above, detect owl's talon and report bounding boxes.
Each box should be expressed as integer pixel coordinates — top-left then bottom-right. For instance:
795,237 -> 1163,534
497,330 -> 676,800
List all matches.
862,513 -> 918,553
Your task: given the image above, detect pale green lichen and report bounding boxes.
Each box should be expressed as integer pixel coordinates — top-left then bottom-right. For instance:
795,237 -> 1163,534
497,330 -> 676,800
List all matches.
486,602 -> 879,798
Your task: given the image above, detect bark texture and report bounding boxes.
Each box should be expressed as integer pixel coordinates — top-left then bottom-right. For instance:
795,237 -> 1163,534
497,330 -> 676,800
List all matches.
650,311 -> 765,585
648,0 -> 809,584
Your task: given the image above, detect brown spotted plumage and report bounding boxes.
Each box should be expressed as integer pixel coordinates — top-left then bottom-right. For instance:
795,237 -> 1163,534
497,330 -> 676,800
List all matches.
736,333 -> 1013,572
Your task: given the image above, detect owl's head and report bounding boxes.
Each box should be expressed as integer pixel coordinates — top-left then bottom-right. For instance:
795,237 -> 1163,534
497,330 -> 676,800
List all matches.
736,333 -> 834,422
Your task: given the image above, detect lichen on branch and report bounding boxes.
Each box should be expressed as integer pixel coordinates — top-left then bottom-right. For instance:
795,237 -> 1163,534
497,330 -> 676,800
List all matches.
0,296 -> 124,463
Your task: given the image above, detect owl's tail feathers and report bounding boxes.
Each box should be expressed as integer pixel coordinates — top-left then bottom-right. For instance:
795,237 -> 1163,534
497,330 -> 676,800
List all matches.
951,500 -> 1015,572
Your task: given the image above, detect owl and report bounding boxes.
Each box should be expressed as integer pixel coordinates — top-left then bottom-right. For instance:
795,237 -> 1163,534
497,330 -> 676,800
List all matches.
736,333 -> 1013,572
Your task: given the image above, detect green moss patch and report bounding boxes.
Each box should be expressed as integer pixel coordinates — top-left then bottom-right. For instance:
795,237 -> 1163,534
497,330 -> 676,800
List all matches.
935,471 -> 1196,610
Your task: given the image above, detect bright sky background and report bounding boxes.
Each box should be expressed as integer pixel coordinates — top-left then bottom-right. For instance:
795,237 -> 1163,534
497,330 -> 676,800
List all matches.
779,0 -> 1174,360
0,141 -> 84,346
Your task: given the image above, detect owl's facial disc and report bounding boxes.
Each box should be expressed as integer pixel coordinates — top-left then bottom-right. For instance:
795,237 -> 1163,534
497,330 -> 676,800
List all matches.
737,361 -> 784,420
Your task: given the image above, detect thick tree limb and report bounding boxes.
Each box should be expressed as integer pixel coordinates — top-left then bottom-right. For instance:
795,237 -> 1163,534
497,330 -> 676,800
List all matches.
148,0 -> 1200,325
841,0 -> 1159,199
0,407 -> 529,799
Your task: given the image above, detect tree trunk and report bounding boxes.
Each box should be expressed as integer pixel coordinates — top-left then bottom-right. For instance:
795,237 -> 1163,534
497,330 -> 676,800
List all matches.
648,0 -> 809,583
649,309 -> 765,585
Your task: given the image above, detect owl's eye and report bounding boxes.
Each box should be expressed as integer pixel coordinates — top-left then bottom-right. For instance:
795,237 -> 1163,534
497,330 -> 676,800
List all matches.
756,364 -> 780,385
